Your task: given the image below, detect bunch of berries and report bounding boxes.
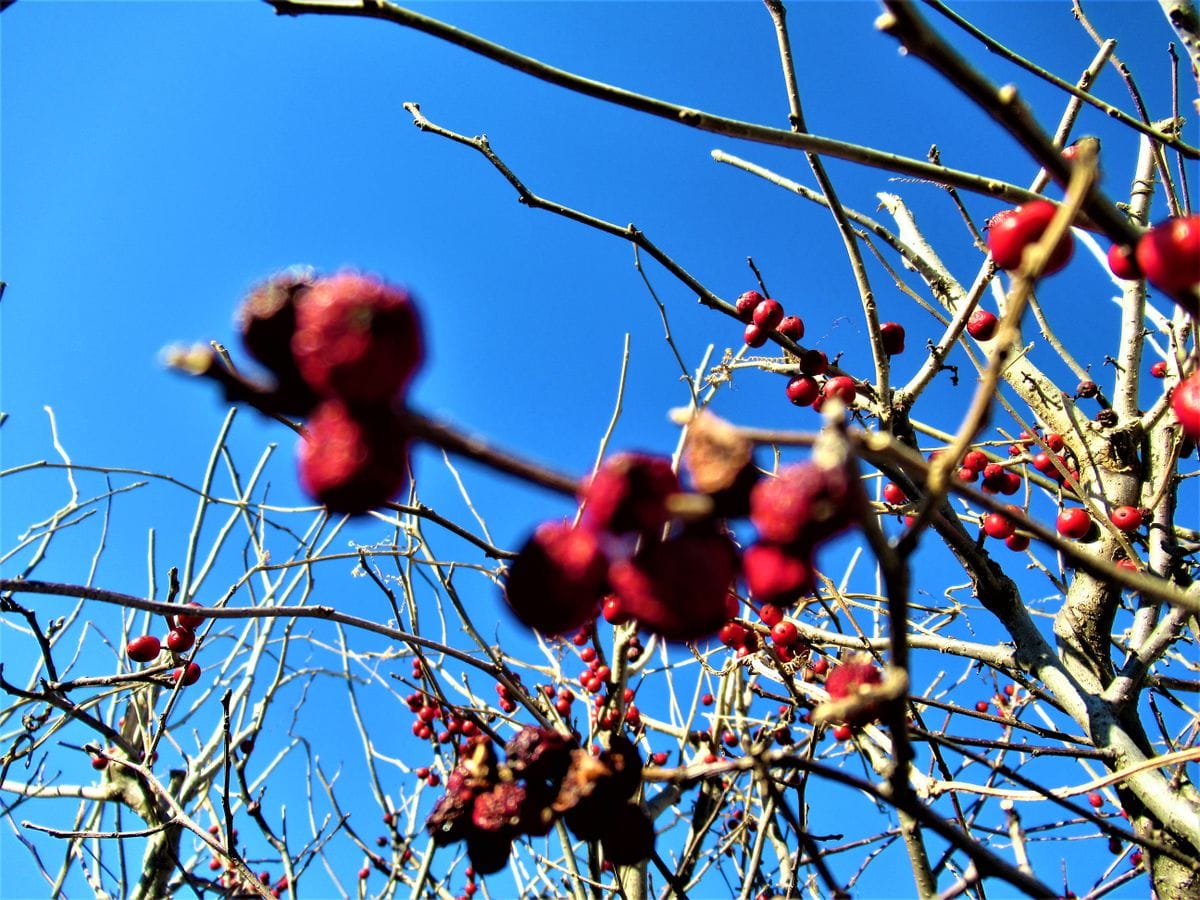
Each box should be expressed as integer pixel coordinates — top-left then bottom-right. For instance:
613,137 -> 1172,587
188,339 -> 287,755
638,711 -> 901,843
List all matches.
424,728 -> 653,874
124,602 -> 207,687
236,270 -> 423,515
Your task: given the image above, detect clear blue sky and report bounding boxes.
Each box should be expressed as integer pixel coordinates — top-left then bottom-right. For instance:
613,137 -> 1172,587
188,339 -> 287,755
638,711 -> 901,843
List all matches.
1,2 -> 1188,897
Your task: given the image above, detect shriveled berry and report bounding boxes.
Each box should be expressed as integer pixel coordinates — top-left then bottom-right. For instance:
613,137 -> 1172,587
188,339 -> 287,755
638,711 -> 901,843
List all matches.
126,635 -> 161,663
297,399 -> 409,515
879,322 -> 905,355
966,309 -> 998,341
291,273 -> 423,406
581,453 -> 680,537
236,268 -> 319,414
1076,379 -> 1098,399
750,461 -> 863,548
504,522 -> 608,635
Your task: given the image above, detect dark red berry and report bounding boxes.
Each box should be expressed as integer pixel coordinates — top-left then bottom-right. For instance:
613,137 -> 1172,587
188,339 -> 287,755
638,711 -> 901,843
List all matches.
822,375 -> 857,405
744,323 -> 768,348
879,322 -> 905,355
126,635 -> 161,663
173,662 -> 202,686
297,399 -> 409,515
752,299 -> 784,330
581,453 -> 680,537
165,627 -> 195,653
735,290 -> 765,322
177,603 -> 205,629
503,522 -> 608,635
799,349 -> 828,376
785,375 -> 820,407
777,315 -> 804,340
966,309 -> 998,341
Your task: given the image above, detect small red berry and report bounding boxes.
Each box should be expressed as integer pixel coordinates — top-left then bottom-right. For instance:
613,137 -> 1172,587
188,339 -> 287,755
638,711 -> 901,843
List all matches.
1150,360 -> 1168,378
882,482 -> 907,505
1076,379 -> 1099,399
744,323 -> 768,348
832,724 -> 853,741
982,512 -> 1016,540
785,375 -> 820,407
752,299 -> 784,330
1056,508 -> 1091,540
1107,243 -> 1141,281
1044,432 -> 1065,452
758,603 -> 784,627
1109,506 -> 1143,532
879,322 -> 906,355
962,450 -> 989,472
1005,533 -> 1030,552
987,200 -> 1074,275
975,700 -> 990,713
799,349 -> 828,376
292,273 -> 423,405
966,309 -> 998,341
777,315 -> 804,340
126,635 -> 161,663
177,603 -> 205,630
165,627 -> 195,654
1116,558 -> 1138,572
1136,215 -> 1200,294
90,752 -> 108,770
810,657 -> 829,676
735,290 -> 765,322
651,751 -> 669,766
1171,371 -> 1200,440
173,662 -> 202,686
1087,792 -> 1103,809
701,692 -> 714,706
822,375 -> 857,405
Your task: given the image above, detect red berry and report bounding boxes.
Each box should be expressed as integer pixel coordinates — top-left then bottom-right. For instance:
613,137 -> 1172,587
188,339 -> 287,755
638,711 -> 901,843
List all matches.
359,868 -> 369,880
298,399 -> 409,515
717,621 -> 749,648
752,299 -> 784,330
758,603 -> 784,627
291,273 -> 423,405
975,700 -> 990,713
785,375 -> 820,407
1005,533 -> 1030,552
1150,360 -> 1168,379
810,657 -> 829,676
822,375 -> 857,405
607,531 -> 740,642
165,627 -> 195,653
1109,506 -> 1143,532
799,349 -> 828,376
1136,215 -> 1200,294
1000,471 -> 1022,495
701,692 -> 714,706
882,482 -> 906,505
962,450 -> 988,472
503,522 -> 608,635
744,322 -> 768,347
1087,792 -> 1103,809
777,315 -> 804,340
987,200 -> 1074,275
1056,508 -> 1091,540
982,512 -> 1016,540
735,290 -> 765,321
1107,243 -> 1141,281
175,603 -> 205,630
90,752 -> 108,770
651,751 -> 669,766
173,662 -> 202,686
1172,371 -> 1200,440
879,322 -> 906,355
1077,379 -> 1099,399
126,635 -> 161,663
602,593 -> 631,626
966,309 -> 998,341
581,452 -> 680,537
749,461 -> 862,547
743,543 -> 814,603
1044,432 -> 1065,452
770,620 -> 800,647
832,724 -> 853,741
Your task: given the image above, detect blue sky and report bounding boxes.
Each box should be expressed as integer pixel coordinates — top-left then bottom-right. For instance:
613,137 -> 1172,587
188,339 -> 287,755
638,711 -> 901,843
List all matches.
1,2 -> 1191,897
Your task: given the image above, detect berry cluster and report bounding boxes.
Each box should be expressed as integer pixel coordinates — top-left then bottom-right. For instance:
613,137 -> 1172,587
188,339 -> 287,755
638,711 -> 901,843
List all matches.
424,728 -> 653,874
124,602 -> 206,686
237,270 -> 423,515
505,436 -> 865,644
